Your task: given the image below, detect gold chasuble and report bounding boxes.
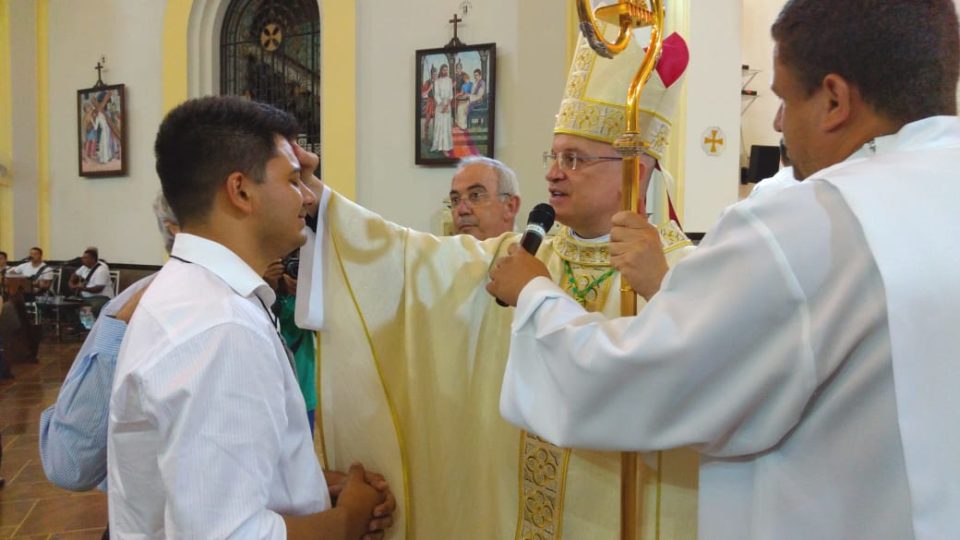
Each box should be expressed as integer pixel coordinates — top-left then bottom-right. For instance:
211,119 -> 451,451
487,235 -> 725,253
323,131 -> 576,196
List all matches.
315,192 -> 698,539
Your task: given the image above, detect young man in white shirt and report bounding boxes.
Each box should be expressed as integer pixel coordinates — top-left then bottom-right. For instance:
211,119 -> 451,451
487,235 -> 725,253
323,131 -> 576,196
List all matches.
109,96 -> 394,539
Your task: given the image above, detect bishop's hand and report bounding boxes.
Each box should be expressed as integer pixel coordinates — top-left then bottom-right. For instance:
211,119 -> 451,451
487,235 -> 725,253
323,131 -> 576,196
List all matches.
609,210 -> 668,301
486,243 -> 550,307
293,143 -> 324,218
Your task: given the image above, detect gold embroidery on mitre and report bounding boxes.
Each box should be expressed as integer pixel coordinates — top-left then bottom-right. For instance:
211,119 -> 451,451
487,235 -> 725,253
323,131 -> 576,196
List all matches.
517,432 -> 571,540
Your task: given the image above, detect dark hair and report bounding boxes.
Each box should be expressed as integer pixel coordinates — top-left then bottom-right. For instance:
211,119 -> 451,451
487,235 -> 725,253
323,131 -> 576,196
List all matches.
154,96 -> 299,226
83,248 -> 99,261
30,246 -> 42,256
772,0 -> 959,123
0,251 -> 7,259
474,69 -> 482,76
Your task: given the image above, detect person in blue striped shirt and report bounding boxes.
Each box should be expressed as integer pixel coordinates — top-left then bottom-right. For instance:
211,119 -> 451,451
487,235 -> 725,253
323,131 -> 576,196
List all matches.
38,193 -> 178,493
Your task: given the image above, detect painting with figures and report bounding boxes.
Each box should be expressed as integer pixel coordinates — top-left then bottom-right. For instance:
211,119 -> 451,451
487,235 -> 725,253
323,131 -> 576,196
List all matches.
415,43 -> 496,165
77,84 -> 127,177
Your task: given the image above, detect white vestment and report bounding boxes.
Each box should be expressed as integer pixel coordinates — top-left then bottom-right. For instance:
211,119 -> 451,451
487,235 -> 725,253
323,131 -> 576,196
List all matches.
748,166 -> 797,198
297,190 -> 698,539
431,76 -> 454,152
500,116 -> 960,540
94,111 -> 113,164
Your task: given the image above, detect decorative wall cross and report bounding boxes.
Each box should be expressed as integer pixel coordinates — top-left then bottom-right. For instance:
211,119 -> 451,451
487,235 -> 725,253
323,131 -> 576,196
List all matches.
93,55 -> 106,88
446,13 -> 465,47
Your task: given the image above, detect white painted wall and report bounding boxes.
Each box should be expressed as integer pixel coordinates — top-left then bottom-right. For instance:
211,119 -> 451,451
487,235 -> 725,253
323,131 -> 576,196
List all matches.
740,0 -> 787,161
355,0 -> 566,234
9,0 -> 40,258
44,0 -> 168,264
681,0 -> 742,233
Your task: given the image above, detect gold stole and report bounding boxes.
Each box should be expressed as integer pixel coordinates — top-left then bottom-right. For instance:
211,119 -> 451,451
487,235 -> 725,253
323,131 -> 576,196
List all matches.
517,226 -> 618,539
516,224 -> 696,540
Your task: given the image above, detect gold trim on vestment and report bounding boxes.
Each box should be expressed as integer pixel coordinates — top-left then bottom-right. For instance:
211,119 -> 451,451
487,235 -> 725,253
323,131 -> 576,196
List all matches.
553,226 -> 613,267
516,432 -> 572,540
658,221 -> 693,254
516,224 -> 692,539
328,206 -> 413,539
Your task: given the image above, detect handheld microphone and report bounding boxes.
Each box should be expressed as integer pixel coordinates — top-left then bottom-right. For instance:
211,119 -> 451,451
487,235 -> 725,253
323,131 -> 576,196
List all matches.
496,203 -> 556,307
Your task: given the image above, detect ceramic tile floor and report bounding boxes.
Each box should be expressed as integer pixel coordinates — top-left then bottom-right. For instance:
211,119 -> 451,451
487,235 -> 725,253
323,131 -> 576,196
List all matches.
0,340 -> 108,539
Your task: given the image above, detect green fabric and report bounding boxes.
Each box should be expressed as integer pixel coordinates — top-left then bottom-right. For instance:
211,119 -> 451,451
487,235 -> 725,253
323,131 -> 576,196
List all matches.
277,293 -> 317,411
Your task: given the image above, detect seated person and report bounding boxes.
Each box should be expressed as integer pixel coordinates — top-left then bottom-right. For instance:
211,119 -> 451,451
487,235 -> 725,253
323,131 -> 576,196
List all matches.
6,247 -> 54,296
68,248 -> 113,316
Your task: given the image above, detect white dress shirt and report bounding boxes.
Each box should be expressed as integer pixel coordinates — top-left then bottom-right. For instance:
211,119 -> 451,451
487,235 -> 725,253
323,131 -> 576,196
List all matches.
108,233 -> 329,539
74,262 -> 114,298
500,117 -> 960,539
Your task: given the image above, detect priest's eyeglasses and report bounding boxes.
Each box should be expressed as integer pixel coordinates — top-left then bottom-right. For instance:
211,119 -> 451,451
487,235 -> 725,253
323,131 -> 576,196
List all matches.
543,151 -> 623,171
444,190 -> 511,210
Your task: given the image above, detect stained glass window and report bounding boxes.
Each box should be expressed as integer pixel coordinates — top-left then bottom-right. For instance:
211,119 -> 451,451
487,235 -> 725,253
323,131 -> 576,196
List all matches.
221,0 -> 321,157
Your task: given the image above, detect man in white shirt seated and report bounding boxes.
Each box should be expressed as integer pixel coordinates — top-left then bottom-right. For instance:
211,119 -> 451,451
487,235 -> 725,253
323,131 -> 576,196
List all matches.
108,96 -> 395,539
6,246 -> 54,296
68,247 -> 114,316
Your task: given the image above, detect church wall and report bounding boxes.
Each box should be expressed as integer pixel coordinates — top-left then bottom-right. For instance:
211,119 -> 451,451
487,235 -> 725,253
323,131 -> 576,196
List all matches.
740,0 -> 786,162
681,0 -> 741,233
45,0 -> 167,264
354,1 -> 567,234
8,0 -> 40,258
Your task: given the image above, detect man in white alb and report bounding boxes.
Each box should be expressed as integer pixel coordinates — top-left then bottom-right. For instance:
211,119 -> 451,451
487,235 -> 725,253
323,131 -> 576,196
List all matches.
489,1 -> 960,539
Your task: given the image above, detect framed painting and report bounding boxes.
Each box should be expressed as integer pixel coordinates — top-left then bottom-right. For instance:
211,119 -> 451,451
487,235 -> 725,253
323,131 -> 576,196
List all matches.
77,83 -> 127,177
415,43 -> 495,165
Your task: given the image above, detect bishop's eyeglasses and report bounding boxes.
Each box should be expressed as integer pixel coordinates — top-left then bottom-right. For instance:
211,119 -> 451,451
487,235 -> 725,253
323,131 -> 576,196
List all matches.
542,151 -> 623,171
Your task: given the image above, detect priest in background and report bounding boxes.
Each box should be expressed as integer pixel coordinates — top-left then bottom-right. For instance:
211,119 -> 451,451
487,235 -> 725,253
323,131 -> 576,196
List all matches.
489,1 -> 960,539
295,24 -> 698,540
447,156 -> 520,240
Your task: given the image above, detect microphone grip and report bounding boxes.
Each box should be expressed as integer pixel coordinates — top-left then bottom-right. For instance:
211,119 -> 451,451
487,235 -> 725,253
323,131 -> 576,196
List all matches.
495,229 -> 546,307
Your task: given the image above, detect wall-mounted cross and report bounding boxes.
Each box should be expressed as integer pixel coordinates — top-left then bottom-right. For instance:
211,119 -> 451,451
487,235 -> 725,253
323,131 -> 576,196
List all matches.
446,13 -> 465,48
93,56 -> 106,88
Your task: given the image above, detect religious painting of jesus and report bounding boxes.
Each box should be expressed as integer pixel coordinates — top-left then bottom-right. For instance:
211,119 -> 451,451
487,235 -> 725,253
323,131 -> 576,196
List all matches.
415,43 -> 495,165
77,83 -> 127,177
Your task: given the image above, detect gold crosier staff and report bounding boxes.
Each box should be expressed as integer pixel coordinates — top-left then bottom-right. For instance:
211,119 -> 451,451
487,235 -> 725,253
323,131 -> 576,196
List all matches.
575,1 -> 665,540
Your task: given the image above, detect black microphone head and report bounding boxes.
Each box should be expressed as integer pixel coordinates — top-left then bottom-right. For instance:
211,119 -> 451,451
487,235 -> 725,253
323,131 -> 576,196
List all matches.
528,203 -> 556,231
